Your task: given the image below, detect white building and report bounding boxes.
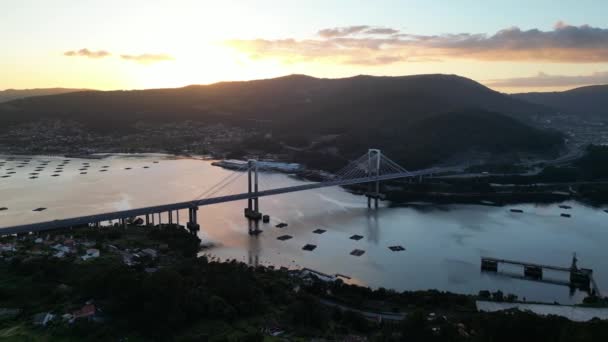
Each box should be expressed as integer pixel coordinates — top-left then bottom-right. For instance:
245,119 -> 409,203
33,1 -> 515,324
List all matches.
81,248 -> 100,261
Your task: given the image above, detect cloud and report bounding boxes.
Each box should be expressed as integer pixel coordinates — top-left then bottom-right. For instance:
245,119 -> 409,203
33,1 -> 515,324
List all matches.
120,53 -> 174,64
318,25 -> 370,38
64,48 -> 111,58
486,71 -> 608,88
227,22 -> 608,65
364,27 -> 400,35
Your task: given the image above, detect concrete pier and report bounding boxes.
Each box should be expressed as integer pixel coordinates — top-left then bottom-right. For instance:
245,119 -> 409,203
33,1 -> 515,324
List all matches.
186,207 -> 200,234
481,255 -> 600,296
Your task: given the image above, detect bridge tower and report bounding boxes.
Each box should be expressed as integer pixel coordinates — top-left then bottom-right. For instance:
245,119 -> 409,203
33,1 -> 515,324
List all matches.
366,149 -> 383,208
244,159 -> 262,220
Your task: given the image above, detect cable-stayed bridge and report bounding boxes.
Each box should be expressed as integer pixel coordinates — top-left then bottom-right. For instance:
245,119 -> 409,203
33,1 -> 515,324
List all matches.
0,149 -> 461,235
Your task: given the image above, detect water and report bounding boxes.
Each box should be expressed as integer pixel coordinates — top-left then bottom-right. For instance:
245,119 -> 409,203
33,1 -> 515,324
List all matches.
1,154 -> 607,304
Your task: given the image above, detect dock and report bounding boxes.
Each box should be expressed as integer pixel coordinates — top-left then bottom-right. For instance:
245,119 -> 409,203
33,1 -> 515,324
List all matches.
481,254 -> 601,297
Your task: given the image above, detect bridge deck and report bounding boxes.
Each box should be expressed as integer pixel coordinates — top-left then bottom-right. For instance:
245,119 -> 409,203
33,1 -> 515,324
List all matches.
0,167 -> 460,235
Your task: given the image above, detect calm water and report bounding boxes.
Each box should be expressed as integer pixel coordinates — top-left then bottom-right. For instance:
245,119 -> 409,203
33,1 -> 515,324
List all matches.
1,154 -> 607,304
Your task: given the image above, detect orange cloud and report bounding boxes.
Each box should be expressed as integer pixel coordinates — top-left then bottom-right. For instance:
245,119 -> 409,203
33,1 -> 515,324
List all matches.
227,22 -> 608,65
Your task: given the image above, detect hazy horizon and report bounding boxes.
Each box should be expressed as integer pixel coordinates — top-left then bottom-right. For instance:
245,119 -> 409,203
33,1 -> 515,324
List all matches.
2,72 -> 607,95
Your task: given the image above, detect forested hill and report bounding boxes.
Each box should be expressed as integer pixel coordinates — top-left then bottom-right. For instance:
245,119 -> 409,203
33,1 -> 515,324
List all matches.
0,74 -> 548,132
513,85 -> 608,119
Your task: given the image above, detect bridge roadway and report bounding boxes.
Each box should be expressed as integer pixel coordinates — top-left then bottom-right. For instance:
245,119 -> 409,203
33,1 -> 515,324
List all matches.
0,166 -> 461,235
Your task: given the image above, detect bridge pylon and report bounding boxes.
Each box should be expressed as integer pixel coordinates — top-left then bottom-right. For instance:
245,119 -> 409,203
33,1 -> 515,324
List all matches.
244,159 -> 262,221
366,149 -> 384,209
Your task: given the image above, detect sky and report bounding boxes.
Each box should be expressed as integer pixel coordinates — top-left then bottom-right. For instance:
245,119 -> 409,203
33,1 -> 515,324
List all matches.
1,0 -> 608,93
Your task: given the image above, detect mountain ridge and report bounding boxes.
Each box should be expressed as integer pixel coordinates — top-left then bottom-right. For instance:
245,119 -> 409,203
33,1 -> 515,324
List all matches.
0,88 -> 89,103
512,84 -> 608,119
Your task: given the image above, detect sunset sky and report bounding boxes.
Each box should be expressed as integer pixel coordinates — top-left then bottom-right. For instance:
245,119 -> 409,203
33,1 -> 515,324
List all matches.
2,0 -> 608,93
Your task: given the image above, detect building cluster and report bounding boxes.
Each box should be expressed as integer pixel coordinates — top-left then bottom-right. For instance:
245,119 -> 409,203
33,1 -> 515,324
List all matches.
32,302 -> 100,327
0,231 -> 166,271
0,119 -> 259,156
0,234 -> 100,261
535,113 -> 608,149
0,229 -> 173,330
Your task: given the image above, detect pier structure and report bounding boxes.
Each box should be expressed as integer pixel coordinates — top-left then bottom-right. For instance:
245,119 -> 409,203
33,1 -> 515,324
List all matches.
481,254 -> 601,296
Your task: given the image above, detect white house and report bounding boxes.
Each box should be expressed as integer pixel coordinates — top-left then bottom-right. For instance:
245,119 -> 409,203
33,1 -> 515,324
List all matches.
81,248 -> 100,261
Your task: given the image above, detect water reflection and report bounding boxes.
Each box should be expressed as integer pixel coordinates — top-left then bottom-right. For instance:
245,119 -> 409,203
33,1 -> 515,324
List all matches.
365,209 -> 380,244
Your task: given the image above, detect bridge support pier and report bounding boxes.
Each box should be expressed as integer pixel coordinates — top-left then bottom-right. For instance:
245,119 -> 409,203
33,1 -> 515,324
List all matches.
244,160 -> 262,221
168,211 -> 173,224
187,207 -> 200,234
145,214 -> 150,226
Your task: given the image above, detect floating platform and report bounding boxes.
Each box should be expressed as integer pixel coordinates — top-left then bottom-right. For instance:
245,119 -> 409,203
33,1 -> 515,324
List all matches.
510,209 -> 524,213
275,222 -> 288,228
313,229 -> 326,234
277,235 -> 292,241
349,234 -> 364,241
559,205 -> 572,209
561,213 -> 571,218
350,249 -> 365,256
388,245 -> 405,252
33,207 -> 47,212
302,244 -> 317,251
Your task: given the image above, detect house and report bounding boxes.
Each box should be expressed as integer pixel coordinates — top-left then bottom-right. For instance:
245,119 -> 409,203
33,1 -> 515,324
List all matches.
53,251 -> 66,258
0,243 -> 16,252
73,304 -> 96,320
51,244 -> 71,253
265,326 -> 284,337
81,248 -> 100,261
33,312 -> 55,326
141,248 -> 158,259
34,238 -> 43,244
